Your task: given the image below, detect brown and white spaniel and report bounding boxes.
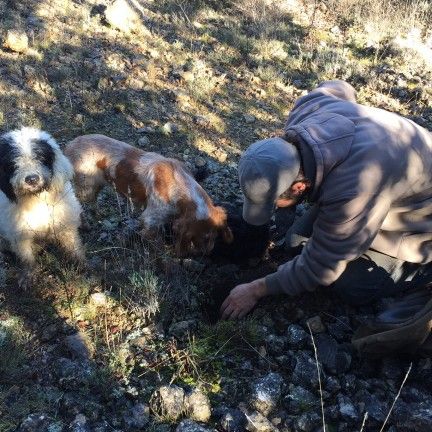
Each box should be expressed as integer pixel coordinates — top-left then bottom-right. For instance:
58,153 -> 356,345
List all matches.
65,134 -> 232,256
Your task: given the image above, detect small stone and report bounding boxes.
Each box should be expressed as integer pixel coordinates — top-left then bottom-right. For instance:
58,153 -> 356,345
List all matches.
149,385 -> 185,421
137,126 -> 157,134
181,71 -> 195,82
282,385 -> 316,414
184,388 -> 211,422
41,323 -> 59,342
182,258 -> 205,273
3,30 -> 28,53
23,65 -> 36,77
286,324 -> 308,348
69,414 -> 89,432
64,332 -> 94,360
89,292 -> 108,307
161,122 -> 179,135
138,136 -> 150,147
214,407 -> 247,432
243,114 -> 256,124
17,414 -> 52,432
295,412 -> 321,432
306,316 -> 326,333
169,320 -> 197,339
194,156 -> 207,168
249,372 -> 284,416
214,149 -> 227,163
291,351 -> 321,390
338,396 -> 359,422
245,411 -> 277,431
265,334 -> 286,356
354,390 -> 385,423
124,403 -> 150,429
175,419 -> 212,432
104,0 -> 141,32
315,334 -> 351,374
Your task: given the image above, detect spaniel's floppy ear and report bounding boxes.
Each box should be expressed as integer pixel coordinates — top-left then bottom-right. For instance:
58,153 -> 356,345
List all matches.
213,206 -> 233,244
172,216 -> 191,256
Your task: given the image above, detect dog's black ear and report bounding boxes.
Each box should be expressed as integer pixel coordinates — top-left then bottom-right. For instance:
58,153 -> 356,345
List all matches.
0,136 -> 17,201
33,139 -> 55,174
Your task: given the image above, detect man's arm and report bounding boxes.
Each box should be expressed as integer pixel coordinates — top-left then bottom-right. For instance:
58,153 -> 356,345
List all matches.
265,192 -> 392,297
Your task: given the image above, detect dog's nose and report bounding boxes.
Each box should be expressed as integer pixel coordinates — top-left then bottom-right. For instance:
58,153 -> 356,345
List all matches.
25,174 -> 40,185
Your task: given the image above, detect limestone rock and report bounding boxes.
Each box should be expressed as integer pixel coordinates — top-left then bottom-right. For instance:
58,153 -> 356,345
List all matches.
3,30 -> 28,53
150,385 -> 185,421
184,388 -> 211,422
104,0 -> 141,32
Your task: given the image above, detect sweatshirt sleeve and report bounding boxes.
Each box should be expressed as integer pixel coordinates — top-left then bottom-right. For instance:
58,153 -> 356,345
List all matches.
265,192 -> 391,296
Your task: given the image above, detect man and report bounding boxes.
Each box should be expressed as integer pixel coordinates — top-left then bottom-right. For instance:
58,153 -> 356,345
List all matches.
221,80 -> 432,322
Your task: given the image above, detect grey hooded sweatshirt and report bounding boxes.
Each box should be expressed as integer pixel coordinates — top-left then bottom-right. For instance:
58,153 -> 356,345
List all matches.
265,80 -> 432,297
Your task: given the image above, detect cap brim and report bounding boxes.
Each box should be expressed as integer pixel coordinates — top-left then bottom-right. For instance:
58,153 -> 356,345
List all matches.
242,197 -> 274,226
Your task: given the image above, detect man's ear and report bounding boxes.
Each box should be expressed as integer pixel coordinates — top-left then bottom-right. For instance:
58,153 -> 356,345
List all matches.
291,180 -> 310,195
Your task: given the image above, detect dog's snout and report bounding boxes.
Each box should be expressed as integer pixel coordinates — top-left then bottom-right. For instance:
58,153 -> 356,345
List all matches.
25,174 -> 40,185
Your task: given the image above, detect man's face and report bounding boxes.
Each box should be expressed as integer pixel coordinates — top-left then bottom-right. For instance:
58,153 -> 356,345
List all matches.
275,181 -> 309,208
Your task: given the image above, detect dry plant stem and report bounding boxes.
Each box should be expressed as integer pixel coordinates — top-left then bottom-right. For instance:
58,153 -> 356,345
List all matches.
379,362 -> 413,432
307,322 -> 326,432
359,411 -> 368,432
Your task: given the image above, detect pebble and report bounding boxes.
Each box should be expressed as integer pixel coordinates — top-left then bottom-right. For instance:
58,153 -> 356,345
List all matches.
69,414 -> 89,432
3,30 -> 28,53
194,156 -> 207,168
182,258 -> 206,273
244,114 -> 256,124
265,334 -> 286,356
249,372 -> 284,416
64,332 -> 94,360
338,395 -> 359,422
124,403 -> 150,429
291,351 -> 321,390
41,323 -> 59,342
89,292 -> 109,307
168,320 -> 197,339
17,414 -> 52,432
137,126 -> 157,134
184,388 -> 211,422
214,407 -> 247,432
138,136 -> 150,147
315,333 -> 351,374
245,411 -> 277,431
306,315 -> 326,333
161,122 -> 179,135
295,412 -> 321,432
175,419 -> 212,432
286,324 -> 309,349
149,385 -> 185,421
104,0 -> 141,32
283,385 -> 317,414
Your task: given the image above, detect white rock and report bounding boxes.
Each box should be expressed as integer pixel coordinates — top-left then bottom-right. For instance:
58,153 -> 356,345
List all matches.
184,388 -> 211,422
3,30 -> 28,53
104,0 -> 141,32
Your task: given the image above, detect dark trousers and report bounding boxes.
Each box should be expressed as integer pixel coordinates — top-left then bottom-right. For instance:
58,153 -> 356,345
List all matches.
281,205 -> 432,306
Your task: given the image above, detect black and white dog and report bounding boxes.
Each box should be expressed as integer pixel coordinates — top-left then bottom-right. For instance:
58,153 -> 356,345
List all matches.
0,127 -> 84,288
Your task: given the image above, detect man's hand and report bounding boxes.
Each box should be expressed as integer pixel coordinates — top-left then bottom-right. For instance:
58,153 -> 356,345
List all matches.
220,278 -> 268,320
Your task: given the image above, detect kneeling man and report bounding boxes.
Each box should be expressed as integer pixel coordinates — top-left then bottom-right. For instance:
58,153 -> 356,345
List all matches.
222,80 -> 432,322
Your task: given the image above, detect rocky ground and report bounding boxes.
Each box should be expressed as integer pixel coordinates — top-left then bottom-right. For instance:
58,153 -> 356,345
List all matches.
1,0 -> 432,431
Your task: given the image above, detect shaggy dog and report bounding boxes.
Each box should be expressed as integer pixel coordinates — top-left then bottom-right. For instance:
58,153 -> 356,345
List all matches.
65,134 -> 233,256
0,127 -> 84,288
